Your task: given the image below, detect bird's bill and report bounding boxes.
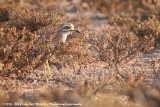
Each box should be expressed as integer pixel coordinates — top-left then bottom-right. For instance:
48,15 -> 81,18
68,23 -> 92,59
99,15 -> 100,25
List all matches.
71,29 -> 80,33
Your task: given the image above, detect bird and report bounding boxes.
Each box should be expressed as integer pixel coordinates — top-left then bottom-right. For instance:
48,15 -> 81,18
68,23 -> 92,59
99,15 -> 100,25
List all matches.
55,23 -> 80,43
36,23 -> 80,75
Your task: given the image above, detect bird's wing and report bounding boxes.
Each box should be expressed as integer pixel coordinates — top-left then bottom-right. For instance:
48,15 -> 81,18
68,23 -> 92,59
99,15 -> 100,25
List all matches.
36,26 -> 57,42
35,26 -> 62,50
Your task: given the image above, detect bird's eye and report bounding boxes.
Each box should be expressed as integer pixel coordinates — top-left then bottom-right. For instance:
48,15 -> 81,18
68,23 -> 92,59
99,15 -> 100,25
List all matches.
64,26 -> 70,29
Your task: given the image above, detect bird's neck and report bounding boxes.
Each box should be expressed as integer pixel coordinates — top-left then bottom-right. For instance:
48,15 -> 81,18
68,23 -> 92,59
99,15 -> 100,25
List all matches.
61,33 -> 68,43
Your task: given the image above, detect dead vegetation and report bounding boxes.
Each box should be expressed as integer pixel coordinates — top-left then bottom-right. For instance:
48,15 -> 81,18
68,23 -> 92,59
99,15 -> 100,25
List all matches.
0,0 -> 160,107
83,0 -> 160,46
0,7 -> 62,79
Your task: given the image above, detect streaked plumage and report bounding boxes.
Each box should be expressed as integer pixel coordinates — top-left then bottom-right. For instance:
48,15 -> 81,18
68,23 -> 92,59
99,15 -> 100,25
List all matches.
36,23 -> 80,74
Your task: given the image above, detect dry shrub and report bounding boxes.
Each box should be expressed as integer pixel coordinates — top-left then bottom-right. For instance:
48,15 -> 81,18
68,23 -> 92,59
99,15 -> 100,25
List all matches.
0,26 -> 60,79
114,70 -> 147,88
0,6 -> 89,79
87,26 -> 154,67
108,16 -> 160,46
108,16 -> 135,32
82,0 -> 132,14
0,0 -> 90,79
0,27 -> 35,78
45,32 -> 91,71
81,0 -> 160,16
0,0 -> 159,106
3,10 -> 61,32
86,26 -> 154,89
0,7 -> 62,79
82,0 -> 160,49
133,17 -> 160,47
0,0 -> 67,79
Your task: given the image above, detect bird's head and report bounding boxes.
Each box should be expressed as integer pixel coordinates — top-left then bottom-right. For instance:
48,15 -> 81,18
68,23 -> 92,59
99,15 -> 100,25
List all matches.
57,23 -> 80,43
58,23 -> 80,35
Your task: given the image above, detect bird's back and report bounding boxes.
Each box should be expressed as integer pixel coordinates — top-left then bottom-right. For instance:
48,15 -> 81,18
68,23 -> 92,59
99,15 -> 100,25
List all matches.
36,26 -> 62,49
36,26 -> 56,41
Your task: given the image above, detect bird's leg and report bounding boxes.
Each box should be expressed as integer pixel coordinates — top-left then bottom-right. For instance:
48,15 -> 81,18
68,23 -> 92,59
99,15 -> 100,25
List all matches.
44,59 -> 51,75
46,59 -> 51,75
44,63 -> 46,75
